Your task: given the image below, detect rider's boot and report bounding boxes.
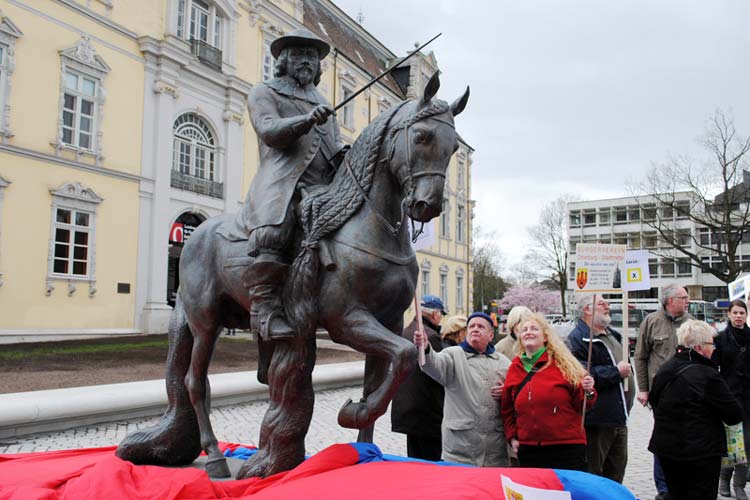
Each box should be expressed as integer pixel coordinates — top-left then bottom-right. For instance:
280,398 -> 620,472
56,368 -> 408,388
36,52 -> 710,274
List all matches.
245,255 -> 295,341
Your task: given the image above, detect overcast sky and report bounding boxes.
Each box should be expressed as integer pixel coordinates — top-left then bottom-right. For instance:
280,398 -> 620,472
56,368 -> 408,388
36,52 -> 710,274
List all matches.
332,0 -> 750,270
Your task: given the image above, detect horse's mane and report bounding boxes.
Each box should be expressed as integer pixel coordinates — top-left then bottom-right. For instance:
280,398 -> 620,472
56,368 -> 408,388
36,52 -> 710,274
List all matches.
285,98 -> 452,334
297,98 -> 451,244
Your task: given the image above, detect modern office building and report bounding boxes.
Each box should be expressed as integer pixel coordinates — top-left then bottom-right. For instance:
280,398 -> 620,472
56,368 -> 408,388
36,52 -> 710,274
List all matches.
567,192 -> 735,308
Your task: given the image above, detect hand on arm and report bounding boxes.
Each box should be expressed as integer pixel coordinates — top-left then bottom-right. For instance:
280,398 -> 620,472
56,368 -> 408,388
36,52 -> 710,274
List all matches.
491,379 -> 504,401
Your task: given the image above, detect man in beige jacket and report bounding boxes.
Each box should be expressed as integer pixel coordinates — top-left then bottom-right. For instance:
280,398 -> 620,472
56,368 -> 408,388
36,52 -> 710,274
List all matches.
414,312 -> 510,466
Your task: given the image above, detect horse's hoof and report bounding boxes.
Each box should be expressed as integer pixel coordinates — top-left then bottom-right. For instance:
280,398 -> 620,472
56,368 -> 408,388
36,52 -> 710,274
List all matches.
237,450 -> 272,479
116,415 -> 201,466
205,456 -> 231,478
337,398 -> 370,429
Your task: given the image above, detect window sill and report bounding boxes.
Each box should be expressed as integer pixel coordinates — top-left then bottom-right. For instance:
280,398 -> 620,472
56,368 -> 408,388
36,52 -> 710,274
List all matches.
51,140 -> 100,161
46,276 -> 97,297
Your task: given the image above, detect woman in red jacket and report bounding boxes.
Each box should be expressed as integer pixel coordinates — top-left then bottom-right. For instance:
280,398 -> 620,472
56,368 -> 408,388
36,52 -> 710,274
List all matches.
501,313 -> 596,471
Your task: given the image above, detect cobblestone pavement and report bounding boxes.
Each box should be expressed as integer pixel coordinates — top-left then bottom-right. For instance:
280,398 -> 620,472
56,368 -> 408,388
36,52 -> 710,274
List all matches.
0,385 -> 741,500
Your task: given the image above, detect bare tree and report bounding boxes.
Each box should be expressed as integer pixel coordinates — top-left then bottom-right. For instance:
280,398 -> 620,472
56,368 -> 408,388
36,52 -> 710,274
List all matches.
525,195 -> 576,316
472,226 -> 508,312
631,110 -> 750,283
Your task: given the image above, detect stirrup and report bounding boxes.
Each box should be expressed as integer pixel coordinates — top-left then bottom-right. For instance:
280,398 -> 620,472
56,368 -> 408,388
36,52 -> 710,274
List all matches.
260,308 -> 295,341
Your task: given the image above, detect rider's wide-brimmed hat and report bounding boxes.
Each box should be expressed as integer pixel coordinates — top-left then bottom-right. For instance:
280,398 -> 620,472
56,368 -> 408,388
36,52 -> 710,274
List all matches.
270,28 -> 330,60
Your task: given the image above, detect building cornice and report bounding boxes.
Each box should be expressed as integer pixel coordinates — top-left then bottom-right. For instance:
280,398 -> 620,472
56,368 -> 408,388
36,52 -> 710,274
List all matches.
52,0 -> 138,40
0,143 -> 142,183
415,249 -> 470,265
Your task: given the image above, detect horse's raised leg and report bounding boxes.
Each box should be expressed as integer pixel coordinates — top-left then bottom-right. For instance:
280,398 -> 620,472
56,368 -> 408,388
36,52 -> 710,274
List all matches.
356,354 -> 390,443
116,296 -> 201,465
184,312 -> 229,478
328,309 -> 415,430
237,333 -> 316,479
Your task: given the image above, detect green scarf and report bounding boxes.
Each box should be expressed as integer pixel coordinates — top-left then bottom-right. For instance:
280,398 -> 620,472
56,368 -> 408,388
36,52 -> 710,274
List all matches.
520,346 -> 546,372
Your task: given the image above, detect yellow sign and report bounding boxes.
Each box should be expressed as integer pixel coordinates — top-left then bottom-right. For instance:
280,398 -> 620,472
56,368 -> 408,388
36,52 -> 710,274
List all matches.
626,268 -> 642,282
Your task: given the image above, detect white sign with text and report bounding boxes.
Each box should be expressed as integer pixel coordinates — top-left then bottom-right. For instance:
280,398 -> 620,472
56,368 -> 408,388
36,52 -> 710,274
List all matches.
574,243 -> 626,293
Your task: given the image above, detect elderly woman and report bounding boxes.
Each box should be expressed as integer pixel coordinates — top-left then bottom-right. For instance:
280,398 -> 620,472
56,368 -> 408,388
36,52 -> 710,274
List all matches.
713,301 -> 750,499
649,320 -> 742,500
441,315 -> 468,347
501,313 -> 596,471
496,306 -> 532,361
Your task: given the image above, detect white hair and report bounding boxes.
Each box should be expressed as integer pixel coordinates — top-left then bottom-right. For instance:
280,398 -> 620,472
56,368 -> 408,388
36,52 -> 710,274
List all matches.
575,293 -> 598,319
421,306 -> 440,317
661,283 -> 685,308
676,319 -> 714,348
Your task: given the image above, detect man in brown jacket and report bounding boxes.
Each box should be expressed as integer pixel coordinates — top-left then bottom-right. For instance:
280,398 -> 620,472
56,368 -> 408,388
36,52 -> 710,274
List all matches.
634,283 -> 692,500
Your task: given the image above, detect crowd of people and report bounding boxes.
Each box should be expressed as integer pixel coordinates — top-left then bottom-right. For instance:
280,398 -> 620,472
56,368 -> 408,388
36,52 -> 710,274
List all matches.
390,285 -> 750,500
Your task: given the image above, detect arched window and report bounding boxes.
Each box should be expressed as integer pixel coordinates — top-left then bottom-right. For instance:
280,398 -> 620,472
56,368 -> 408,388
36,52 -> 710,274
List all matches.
172,113 -> 216,181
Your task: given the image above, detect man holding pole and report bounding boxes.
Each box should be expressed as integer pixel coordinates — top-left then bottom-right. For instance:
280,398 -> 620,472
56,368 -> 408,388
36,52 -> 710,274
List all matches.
412,311 -> 510,466
566,293 -> 634,483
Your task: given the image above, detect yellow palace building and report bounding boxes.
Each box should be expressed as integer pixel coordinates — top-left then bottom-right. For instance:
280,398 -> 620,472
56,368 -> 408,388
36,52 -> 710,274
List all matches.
0,0 -> 474,342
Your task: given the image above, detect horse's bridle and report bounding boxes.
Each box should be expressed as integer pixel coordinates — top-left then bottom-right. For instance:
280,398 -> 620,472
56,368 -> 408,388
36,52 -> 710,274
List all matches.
345,102 -> 455,241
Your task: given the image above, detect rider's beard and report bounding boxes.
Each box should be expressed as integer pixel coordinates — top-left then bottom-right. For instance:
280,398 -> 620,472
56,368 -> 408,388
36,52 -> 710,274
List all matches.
291,64 -> 315,87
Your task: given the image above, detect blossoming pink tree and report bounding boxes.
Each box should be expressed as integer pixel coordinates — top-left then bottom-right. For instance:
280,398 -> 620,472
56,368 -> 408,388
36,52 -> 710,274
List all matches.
498,285 -> 560,314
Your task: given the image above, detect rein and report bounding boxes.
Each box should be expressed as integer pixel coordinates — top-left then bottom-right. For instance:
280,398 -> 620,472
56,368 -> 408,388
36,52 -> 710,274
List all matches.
345,104 -> 455,242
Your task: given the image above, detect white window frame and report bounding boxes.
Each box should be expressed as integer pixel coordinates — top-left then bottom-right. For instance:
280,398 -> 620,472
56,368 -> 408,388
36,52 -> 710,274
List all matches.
340,84 -> 355,130
0,174 -> 9,287
455,274 -> 464,310
261,36 -> 273,81
456,152 -> 466,190
55,36 -> 109,162
456,204 -> 466,243
176,0 -> 225,50
440,198 -> 450,238
47,183 -> 103,296
439,266 -> 448,305
0,14 -> 22,141
61,70 -> 98,151
172,113 -> 217,181
421,259 -> 432,297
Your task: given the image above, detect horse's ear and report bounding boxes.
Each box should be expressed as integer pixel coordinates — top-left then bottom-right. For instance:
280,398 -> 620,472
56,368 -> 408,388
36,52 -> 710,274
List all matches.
422,71 -> 441,104
451,86 -> 470,116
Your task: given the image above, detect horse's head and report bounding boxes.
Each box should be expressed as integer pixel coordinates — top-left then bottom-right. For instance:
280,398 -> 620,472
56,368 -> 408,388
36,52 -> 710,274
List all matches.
387,72 -> 470,223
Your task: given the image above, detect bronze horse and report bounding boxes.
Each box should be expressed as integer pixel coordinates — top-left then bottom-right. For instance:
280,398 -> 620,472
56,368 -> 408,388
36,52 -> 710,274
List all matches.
116,72 -> 469,479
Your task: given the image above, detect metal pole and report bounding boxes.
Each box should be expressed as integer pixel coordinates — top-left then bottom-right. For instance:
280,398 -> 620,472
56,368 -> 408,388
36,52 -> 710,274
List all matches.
334,33 -> 442,112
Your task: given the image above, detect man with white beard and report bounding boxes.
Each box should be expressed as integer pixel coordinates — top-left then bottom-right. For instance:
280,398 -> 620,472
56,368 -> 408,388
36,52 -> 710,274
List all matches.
566,294 -> 634,484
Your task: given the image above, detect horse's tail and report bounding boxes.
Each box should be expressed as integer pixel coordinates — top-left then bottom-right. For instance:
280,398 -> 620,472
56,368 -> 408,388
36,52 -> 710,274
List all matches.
283,245 -> 321,338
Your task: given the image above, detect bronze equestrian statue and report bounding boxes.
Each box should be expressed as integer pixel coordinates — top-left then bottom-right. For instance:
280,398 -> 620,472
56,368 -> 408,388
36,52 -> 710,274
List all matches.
116,28 -> 469,480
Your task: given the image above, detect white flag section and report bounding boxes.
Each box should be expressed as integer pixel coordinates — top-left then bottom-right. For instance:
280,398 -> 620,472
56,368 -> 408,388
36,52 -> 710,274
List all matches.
500,474 -> 572,500
623,250 -> 652,292
728,274 -> 750,301
574,243 -> 626,293
408,219 -> 436,251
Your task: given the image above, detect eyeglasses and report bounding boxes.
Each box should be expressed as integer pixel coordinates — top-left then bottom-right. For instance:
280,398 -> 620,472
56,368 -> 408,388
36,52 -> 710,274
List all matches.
702,342 -> 715,347
673,296 -> 690,301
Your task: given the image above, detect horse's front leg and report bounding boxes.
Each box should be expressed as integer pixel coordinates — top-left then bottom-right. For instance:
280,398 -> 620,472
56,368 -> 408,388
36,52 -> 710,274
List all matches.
328,309 -> 415,430
356,354 -> 389,443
